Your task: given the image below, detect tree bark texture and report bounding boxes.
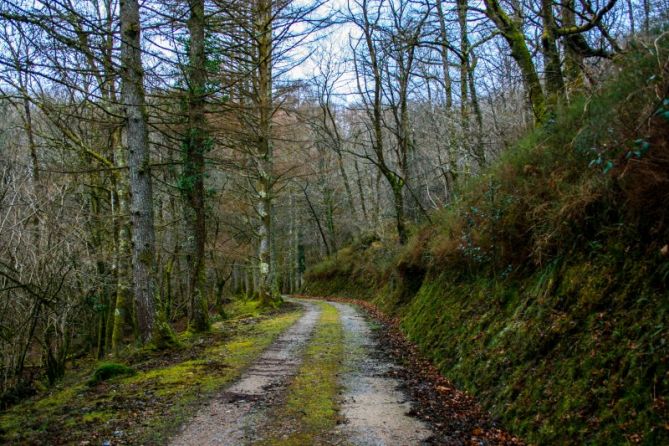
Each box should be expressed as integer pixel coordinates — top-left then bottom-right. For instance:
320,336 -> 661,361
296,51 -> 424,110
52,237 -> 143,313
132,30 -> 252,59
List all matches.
120,0 -> 157,343
540,0 -> 565,103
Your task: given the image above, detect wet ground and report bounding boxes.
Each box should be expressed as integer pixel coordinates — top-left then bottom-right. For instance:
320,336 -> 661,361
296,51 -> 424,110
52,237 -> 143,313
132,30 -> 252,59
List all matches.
332,301 -> 433,445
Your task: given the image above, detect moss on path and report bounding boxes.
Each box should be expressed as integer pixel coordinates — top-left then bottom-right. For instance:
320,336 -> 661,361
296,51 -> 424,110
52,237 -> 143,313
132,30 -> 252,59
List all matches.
255,301 -> 344,446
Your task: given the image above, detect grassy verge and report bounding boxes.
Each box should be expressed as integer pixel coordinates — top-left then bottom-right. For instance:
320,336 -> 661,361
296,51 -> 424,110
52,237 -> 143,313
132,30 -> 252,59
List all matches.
0,301 -> 303,445
256,302 -> 344,446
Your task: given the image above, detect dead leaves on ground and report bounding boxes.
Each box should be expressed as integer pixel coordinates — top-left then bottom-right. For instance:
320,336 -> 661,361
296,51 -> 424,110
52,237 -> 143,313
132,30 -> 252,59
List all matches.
296,295 -> 524,446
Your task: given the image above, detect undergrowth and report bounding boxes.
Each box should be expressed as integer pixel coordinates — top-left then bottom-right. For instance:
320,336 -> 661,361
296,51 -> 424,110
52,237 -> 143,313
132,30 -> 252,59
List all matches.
0,300 -> 303,445
304,35 -> 669,445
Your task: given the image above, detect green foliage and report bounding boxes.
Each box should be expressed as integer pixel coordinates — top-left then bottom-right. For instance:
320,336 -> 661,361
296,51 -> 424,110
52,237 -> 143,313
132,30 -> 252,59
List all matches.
178,130 -> 214,194
656,98 -> 669,120
398,254 -> 669,445
303,236 -> 398,300
626,138 -> 652,160
174,32 -> 229,100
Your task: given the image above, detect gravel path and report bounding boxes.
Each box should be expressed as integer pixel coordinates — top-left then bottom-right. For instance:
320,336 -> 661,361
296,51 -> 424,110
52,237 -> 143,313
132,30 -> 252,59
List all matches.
331,301 -> 433,446
170,298 -> 433,445
170,299 -> 321,446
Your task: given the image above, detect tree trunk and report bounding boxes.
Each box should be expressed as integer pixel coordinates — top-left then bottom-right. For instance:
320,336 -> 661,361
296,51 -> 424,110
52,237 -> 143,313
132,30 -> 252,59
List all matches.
457,0 -> 471,142
295,231 -> 304,292
120,0 -> 167,344
244,264 -> 251,297
183,0 -> 210,332
302,184 -> 331,256
111,172 -> 131,355
288,193 -> 296,294
359,3 -> 409,244
540,0 -> 565,104
354,160 -> 369,224
336,151 -> 357,221
483,0 -> 547,123
391,177 -> 408,245
255,0 -> 276,305
435,0 -> 452,109
562,0 -> 584,89
467,56 -> 486,168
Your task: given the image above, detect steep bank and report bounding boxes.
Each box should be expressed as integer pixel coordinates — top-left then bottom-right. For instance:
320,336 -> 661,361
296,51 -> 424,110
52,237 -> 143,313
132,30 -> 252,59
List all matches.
304,38 -> 669,445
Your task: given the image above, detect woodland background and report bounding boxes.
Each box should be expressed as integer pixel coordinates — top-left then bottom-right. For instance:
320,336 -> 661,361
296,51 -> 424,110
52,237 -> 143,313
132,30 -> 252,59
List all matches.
0,0 -> 666,410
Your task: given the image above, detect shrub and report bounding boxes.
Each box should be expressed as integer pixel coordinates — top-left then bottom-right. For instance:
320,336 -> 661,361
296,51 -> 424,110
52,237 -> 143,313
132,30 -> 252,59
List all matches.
88,363 -> 135,386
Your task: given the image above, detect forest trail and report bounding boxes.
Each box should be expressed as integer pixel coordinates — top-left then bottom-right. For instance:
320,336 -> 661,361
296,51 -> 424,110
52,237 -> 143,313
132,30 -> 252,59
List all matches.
170,298 -> 433,446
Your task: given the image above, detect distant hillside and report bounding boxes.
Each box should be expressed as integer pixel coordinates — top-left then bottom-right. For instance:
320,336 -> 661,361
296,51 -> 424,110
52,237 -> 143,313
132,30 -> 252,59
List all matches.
304,36 -> 669,445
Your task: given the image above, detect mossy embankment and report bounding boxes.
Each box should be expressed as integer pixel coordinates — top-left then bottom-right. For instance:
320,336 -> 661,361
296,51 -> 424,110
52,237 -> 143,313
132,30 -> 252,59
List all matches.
0,299 -> 303,445
304,38 -> 669,445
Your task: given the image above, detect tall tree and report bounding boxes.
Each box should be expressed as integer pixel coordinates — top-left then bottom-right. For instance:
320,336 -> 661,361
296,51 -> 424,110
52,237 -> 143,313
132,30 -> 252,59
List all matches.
383,0 -> 431,221
183,0 -> 210,331
349,0 -> 420,244
253,0 -> 276,304
120,0 -> 160,343
540,0 -> 566,103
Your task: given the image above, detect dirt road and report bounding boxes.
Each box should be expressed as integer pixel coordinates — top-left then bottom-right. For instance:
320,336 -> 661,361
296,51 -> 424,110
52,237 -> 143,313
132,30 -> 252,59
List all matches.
170,298 -> 433,446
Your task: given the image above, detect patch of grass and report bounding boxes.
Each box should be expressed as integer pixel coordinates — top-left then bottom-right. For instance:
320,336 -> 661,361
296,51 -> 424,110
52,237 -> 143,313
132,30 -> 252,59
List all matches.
256,302 -> 344,445
0,307 -> 304,445
31,384 -> 82,411
225,298 -> 263,319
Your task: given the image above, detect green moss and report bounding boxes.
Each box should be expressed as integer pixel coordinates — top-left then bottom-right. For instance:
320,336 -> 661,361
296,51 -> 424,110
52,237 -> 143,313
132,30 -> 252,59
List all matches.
134,309 -> 303,443
81,410 -> 114,424
0,413 -> 23,437
88,362 -> 135,385
376,258 -> 669,445
225,298 -> 263,319
0,308 -> 304,445
256,302 -> 344,445
33,385 -> 83,410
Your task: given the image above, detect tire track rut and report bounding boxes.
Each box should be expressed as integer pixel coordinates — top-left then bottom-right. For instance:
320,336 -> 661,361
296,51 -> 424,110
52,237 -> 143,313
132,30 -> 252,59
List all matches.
170,299 -> 321,446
